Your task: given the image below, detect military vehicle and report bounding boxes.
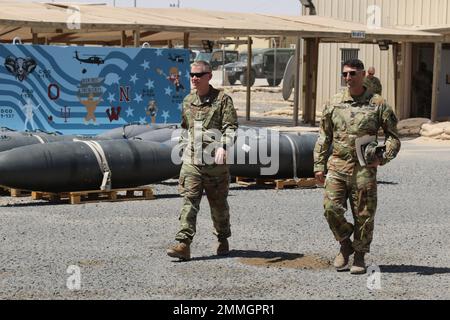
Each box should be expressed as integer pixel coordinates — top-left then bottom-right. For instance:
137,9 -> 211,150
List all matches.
224,48 -> 295,86
194,49 -> 239,70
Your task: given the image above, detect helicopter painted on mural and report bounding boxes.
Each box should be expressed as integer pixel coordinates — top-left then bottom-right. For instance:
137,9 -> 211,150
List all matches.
168,54 -> 184,63
73,51 -> 105,65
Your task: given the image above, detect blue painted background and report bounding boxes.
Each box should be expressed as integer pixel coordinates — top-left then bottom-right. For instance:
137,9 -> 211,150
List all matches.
0,44 -> 189,135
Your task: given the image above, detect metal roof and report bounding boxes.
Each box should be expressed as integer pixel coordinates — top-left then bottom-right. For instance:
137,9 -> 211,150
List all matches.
0,2 -> 443,45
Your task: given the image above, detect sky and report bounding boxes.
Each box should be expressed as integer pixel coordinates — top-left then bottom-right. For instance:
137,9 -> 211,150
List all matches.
38,0 -> 303,16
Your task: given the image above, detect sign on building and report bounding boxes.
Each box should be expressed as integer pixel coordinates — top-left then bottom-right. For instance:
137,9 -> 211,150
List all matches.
351,31 -> 366,39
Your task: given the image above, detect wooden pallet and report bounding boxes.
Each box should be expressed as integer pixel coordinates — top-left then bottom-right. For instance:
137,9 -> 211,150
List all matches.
31,186 -> 155,205
0,185 -> 31,197
272,178 -> 318,189
235,176 -> 317,190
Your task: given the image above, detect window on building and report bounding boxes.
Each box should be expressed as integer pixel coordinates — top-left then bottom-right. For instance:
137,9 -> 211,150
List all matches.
340,48 -> 359,86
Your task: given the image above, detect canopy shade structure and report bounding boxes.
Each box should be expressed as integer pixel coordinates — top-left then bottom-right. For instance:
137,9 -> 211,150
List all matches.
0,2 -> 442,45
403,25 -> 450,42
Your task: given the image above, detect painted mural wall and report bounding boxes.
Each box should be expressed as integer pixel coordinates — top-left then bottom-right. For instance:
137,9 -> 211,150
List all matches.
0,44 -> 189,135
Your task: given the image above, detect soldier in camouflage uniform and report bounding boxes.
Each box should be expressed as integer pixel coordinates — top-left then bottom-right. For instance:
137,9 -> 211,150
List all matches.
167,60 -> 238,261
314,59 -> 400,274
363,67 -> 382,95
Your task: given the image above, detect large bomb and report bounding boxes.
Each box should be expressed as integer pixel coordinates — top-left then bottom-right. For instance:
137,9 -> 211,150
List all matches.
228,128 -> 318,179
97,123 -> 178,139
0,139 -> 180,192
0,130 -> 106,153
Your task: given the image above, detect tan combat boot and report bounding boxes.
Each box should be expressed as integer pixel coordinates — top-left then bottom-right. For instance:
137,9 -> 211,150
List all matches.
167,241 -> 191,261
350,252 -> 366,274
216,238 -> 229,256
333,238 -> 354,271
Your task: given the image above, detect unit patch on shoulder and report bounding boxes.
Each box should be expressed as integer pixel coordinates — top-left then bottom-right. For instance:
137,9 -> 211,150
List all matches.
370,95 -> 385,107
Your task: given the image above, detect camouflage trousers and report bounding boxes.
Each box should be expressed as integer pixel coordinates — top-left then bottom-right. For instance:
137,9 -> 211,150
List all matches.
323,167 -> 378,253
175,163 -> 231,244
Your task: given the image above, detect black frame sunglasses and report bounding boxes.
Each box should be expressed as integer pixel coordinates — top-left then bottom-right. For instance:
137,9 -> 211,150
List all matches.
189,71 -> 211,78
341,70 -> 362,77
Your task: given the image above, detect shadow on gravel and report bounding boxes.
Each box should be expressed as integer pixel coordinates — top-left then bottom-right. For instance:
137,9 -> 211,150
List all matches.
379,265 -> 450,275
377,181 -> 398,185
152,194 -> 181,199
229,185 -> 275,191
229,185 -> 317,191
0,201 -> 68,207
190,250 -> 331,270
232,250 -> 330,270
189,250 -> 303,262
228,250 -> 303,260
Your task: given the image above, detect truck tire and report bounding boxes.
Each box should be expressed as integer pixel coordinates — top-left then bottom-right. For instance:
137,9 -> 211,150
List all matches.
282,55 -> 295,100
240,70 -> 255,86
267,78 -> 282,86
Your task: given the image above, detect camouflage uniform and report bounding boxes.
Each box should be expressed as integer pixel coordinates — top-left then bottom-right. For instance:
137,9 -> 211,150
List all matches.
314,88 -> 400,253
175,85 -> 238,244
363,76 -> 382,95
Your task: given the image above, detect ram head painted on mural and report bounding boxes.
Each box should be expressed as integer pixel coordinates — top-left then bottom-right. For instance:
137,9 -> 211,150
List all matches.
4,56 -> 37,82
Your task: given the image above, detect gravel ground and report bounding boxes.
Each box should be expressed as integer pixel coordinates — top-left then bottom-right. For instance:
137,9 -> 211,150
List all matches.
0,137 -> 449,300
211,70 -> 293,116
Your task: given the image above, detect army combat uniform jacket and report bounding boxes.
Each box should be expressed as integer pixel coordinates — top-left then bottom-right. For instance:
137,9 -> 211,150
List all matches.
314,88 -> 400,175
180,85 -> 238,165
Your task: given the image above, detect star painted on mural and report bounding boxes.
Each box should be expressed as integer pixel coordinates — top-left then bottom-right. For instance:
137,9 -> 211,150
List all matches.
107,92 -> 116,103
177,103 -> 183,111
139,117 -> 147,125
185,70 -> 190,80
134,93 -> 143,103
126,106 -> 134,117
130,73 -> 139,84
145,79 -> 154,89
162,110 -> 170,123
155,49 -> 163,56
140,60 -> 150,70
165,86 -> 173,96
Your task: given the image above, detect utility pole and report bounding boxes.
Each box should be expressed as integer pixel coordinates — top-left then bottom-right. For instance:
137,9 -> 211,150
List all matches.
299,0 -> 316,15
271,38 -> 278,86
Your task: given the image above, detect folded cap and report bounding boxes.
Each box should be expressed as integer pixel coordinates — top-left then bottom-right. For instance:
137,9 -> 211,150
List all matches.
364,141 -> 385,165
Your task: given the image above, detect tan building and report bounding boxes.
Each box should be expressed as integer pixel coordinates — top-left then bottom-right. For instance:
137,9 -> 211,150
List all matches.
311,0 -> 450,120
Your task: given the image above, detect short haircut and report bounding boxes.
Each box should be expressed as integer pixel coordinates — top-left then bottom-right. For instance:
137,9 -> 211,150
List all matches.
191,60 -> 212,72
343,59 -> 365,70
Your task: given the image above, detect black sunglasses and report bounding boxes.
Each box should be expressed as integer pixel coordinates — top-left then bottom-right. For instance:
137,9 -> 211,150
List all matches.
190,72 -> 210,78
342,71 -> 361,77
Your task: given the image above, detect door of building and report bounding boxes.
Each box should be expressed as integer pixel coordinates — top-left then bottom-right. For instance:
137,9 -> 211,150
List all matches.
411,44 -> 434,118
